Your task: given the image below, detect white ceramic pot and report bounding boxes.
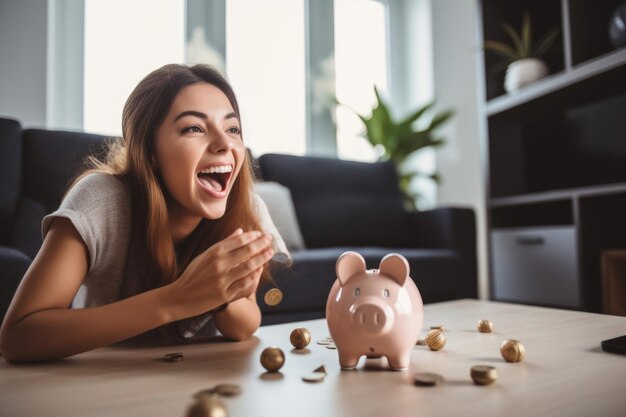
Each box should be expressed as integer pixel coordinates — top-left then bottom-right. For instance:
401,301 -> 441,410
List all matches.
504,58 -> 549,93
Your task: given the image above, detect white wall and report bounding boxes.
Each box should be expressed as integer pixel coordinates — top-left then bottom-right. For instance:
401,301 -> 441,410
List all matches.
429,0 -> 488,299
0,0 -> 48,127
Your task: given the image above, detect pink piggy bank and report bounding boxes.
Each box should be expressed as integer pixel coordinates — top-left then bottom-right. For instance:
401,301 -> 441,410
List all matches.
325,251 -> 424,371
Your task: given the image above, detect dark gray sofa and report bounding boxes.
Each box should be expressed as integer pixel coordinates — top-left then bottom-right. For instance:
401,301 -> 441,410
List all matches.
0,117 -> 477,327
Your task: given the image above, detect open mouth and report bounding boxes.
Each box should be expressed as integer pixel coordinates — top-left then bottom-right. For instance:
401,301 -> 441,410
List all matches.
197,165 -> 233,195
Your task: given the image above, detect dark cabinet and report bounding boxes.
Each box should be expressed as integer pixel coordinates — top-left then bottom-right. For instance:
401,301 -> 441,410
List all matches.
478,0 -> 626,312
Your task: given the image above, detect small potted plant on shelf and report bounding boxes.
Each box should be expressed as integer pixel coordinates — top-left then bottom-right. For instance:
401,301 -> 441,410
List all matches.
484,13 -> 559,93
350,87 -> 454,210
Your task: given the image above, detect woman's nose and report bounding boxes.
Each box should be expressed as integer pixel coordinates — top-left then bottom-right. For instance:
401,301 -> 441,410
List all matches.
208,133 -> 233,154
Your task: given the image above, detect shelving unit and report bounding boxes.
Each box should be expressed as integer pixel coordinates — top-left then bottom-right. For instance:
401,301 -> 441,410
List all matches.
478,0 -> 626,313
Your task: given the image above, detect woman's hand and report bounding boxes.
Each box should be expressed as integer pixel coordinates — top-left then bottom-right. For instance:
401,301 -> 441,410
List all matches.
166,229 -> 274,320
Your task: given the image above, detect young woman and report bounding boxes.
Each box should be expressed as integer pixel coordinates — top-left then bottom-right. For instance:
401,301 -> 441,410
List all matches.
0,64 -> 288,363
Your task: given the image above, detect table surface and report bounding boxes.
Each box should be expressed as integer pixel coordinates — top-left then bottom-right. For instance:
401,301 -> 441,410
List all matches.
1,299 -> 626,417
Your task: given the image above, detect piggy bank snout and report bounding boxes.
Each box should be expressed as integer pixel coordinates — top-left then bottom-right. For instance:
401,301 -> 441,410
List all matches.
352,299 -> 394,335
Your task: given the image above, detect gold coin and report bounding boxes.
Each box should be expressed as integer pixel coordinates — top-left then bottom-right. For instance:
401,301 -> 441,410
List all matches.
186,395 -> 227,417
477,320 -> 494,333
413,372 -> 445,386
211,384 -> 242,397
313,365 -> 327,374
317,340 -> 331,345
425,329 -> 446,351
500,339 -> 525,362
264,288 -> 283,306
470,365 -> 498,385
164,353 -> 184,362
260,347 -> 285,372
290,327 -> 312,349
325,345 -> 337,350
302,372 -> 326,383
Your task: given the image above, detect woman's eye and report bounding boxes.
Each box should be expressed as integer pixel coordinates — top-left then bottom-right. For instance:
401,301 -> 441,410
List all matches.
227,127 -> 241,135
182,125 -> 203,134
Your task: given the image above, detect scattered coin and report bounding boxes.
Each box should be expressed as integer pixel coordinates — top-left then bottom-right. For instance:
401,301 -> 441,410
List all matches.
471,365 -> 498,385
260,347 -> 285,372
477,320 -> 494,333
316,340 -> 331,345
413,372 -> 445,386
302,372 -> 326,383
500,339 -> 525,362
290,327 -> 312,349
313,365 -> 327,374
264,288 -> 283,306
430,325 -> 446,331
186,394 -> 227,417
204,384 -> 242,398
415,339 -> 427,346
325,345 -> 337,350
164,352 -> 184,362
425,329 -> 446,351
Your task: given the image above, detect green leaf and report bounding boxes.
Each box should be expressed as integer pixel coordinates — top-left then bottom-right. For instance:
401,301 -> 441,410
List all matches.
534,29 -> 559,58
502,23 -> 525,58
397,102 -> 435,134
483,40 -> 518,61
428,110 -> 454,132
521,13 -> 532,57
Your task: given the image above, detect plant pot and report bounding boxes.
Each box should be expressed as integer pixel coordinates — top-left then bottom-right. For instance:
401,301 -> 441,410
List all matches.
504,58 -> 549,93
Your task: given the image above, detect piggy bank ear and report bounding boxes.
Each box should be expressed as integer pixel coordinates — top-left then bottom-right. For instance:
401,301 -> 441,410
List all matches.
379,253 -> 409,285
336,251 -> 366,286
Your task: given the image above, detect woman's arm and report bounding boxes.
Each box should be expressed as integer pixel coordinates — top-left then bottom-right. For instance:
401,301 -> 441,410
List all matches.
0,218 -> 178,362
0,219 -> 273,363
213,276 -> 262,341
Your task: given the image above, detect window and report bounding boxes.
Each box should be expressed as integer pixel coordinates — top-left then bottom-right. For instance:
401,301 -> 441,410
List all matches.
83,0 -> 185,136
226,0 -> 306,157
334,0 -> 388,162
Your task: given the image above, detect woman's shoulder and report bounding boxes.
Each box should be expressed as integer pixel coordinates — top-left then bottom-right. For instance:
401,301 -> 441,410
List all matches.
65,172 -> 129,205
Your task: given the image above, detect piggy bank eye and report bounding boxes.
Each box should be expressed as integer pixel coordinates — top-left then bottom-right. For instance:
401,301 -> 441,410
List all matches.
354,288 -> 361,296
383,289 -> 390,297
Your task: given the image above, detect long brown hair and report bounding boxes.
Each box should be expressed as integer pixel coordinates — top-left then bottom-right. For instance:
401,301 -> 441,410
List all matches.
81,64 -> 271,294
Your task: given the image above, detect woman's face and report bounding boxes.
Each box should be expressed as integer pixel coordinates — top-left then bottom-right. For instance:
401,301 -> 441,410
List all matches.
154,82 -> 245,223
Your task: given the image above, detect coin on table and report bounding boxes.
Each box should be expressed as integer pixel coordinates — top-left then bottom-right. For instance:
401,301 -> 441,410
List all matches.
413,372 -> 445,386
260,347 -> 285,372
290,327 -> 312,349
164,353 -> 184,362
264,288 -> 283,306
313,365 -> 327,374
477,320 -> 494,333
325,345 -> 337,350
317,340 -> 331,345
470,365 -> 498,385
186,394 -> 227,417
415,339 -> 427,346
211,384 -> 242,397
302,372 -> 326,383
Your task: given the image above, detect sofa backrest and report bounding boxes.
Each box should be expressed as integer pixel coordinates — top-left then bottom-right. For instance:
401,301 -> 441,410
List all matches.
258,153 -> 409,248
11,126 -> 109,258
0,118 -> 22,246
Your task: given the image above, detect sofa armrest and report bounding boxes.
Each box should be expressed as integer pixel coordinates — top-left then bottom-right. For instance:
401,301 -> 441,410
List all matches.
406,207 -> 477,298
0,246 -> 31,326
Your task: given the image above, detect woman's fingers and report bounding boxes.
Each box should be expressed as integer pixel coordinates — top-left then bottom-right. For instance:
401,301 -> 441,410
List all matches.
225,234 -> 273,267
228,247 -> 274,281
227,266 -> 264,301
213,229 -> 266,254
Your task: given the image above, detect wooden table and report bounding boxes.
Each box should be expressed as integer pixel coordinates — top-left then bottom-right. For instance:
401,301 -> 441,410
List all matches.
1,299 -> 626,417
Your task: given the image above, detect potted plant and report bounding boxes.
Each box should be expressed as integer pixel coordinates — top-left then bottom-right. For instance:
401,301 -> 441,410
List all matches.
352,87 -> 454,210
484,13 -> 559,93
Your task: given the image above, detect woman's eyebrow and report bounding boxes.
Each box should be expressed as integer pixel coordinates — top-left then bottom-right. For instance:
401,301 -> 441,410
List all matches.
173,111 -> 239,122
174,110 -> 207,122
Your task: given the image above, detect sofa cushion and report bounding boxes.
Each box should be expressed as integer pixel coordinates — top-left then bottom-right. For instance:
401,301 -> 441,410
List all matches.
258,154 -> 408,248
21,128 -> 109,212
0,118 -> 22,246
254,181 -> 305,251
11,196 -> 48,258
258,246 -> 464,319
0,246 -> 31,326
